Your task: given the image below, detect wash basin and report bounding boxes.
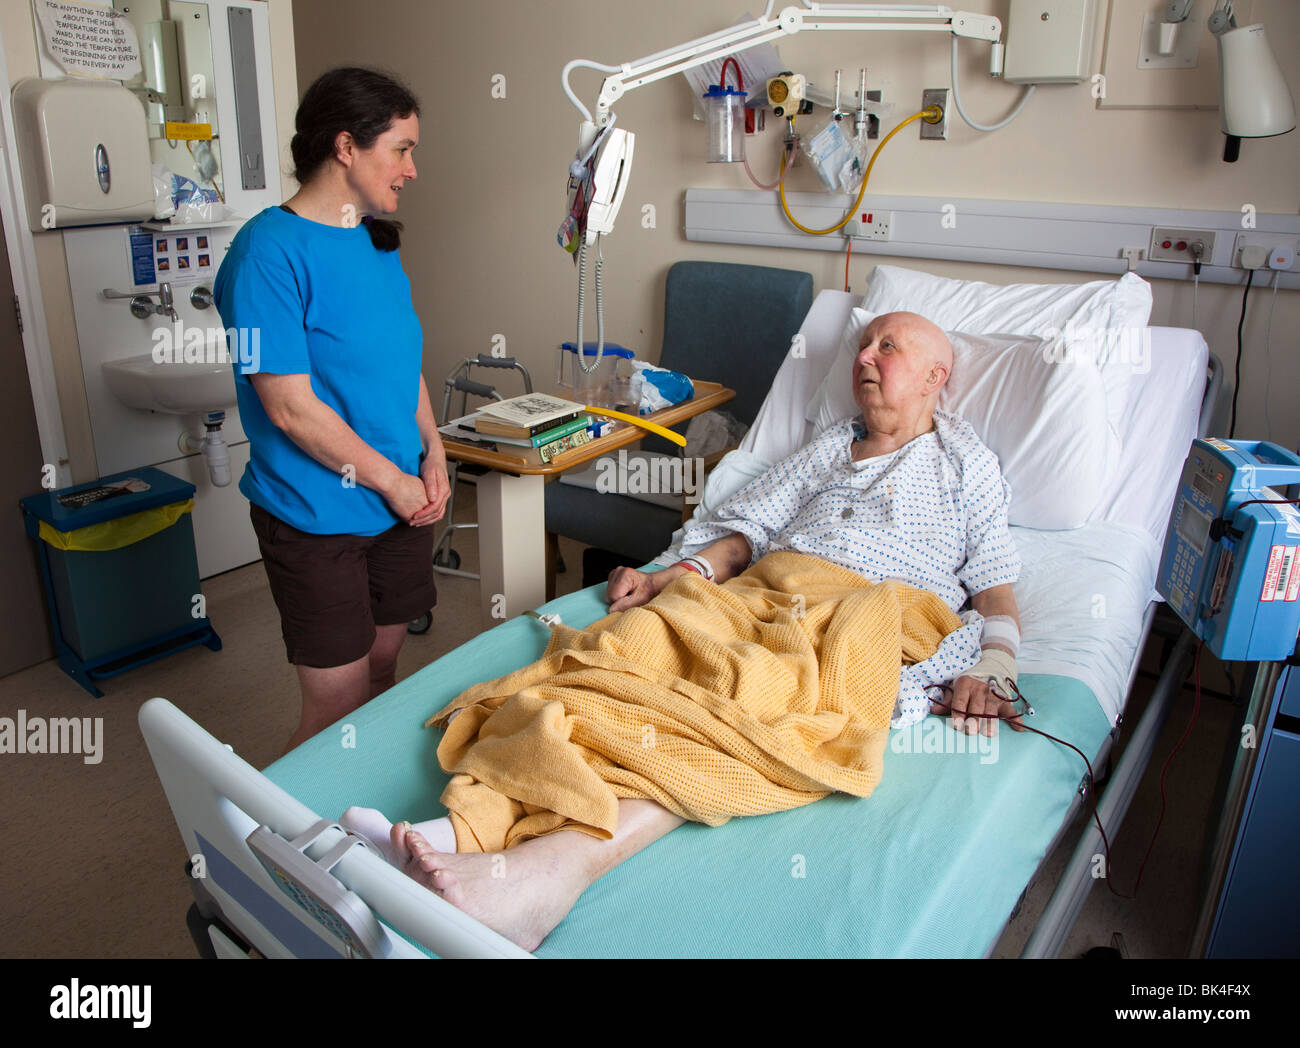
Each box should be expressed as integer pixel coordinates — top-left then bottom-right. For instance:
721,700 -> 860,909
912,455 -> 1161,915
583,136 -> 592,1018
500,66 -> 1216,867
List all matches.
103,350 -> 237,415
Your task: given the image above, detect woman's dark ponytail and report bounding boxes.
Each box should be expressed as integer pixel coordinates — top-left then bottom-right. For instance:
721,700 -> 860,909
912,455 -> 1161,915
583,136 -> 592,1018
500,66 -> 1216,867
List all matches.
290,67 -> 419,251
361,216 -> 402,252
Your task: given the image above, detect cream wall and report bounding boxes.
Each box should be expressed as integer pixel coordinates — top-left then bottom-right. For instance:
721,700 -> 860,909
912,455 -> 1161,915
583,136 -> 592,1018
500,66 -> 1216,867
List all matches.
0,0 -> 300,483
4,0 -> 1294,479
293,0 -> 1300,453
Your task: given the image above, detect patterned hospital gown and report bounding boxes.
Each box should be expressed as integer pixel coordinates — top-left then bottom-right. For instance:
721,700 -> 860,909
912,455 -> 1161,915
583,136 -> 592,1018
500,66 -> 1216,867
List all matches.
679,410 -> 1021,726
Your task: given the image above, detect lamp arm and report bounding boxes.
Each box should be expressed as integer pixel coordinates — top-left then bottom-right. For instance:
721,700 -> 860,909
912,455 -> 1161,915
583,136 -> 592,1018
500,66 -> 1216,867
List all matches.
564,3 -> 1002,127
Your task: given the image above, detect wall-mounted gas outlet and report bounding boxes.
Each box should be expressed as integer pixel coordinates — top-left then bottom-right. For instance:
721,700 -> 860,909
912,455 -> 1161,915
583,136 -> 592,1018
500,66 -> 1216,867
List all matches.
1149,227 -> 1215,264
846,209 -> 892,241
920,89 -> 948,140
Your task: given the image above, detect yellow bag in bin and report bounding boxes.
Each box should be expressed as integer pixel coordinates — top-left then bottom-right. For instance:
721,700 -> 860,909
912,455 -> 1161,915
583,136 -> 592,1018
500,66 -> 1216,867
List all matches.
38,499 -> 195,552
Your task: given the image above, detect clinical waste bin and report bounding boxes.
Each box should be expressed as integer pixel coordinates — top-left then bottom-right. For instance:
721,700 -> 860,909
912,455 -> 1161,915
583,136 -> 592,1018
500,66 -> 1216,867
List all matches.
19,466 -> 221,696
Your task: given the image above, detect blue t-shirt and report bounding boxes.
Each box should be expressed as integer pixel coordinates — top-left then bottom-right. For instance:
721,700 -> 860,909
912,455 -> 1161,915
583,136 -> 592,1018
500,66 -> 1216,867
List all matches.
214,206 -> 423,535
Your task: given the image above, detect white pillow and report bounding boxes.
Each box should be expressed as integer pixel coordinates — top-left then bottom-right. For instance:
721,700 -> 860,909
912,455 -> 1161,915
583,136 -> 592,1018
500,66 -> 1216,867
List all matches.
941,331 -> 1120,529
859,265 -> 1154,441
804,307 -> 878,433
805,309 -> 1121,529
860,264 -> 1153,337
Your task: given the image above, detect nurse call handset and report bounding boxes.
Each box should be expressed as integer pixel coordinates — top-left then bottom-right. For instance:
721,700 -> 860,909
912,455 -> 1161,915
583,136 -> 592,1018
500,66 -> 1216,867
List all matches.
564,121 -> 635,247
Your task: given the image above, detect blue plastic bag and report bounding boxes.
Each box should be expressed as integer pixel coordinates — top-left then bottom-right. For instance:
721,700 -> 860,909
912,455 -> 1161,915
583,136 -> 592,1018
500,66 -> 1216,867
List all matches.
631,361 -> 694,413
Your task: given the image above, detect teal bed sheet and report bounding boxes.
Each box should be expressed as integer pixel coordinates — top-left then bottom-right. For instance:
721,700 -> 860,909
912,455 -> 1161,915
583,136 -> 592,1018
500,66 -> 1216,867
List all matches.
265,583 -> 1111,958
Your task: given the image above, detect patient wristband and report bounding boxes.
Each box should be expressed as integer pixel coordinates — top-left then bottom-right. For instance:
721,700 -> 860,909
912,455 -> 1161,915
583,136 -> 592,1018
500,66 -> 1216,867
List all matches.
676,555 -> 716,581
963,647 -> 1019,700
979,615 -> 1020,658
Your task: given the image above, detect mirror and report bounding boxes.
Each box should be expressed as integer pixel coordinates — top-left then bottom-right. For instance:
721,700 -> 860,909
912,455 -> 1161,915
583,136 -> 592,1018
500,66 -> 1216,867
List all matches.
115,1 -> 225,213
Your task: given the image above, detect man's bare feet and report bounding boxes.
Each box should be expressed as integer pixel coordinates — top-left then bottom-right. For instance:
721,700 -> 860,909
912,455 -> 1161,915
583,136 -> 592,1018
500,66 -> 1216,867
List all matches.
384,800 -> 685,953
340,806 -> 456,861
389,822 -> 591,953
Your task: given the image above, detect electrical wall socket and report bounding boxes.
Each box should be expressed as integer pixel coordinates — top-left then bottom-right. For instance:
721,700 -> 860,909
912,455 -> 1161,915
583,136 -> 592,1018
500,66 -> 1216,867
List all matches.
1240,245 -> 1269,270
846,209 -> 892,241
1234,232 -> 1300,270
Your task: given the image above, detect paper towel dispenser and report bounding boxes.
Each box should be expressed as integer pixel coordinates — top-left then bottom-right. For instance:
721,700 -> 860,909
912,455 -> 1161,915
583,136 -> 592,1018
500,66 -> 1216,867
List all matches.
11,78 -> 155,232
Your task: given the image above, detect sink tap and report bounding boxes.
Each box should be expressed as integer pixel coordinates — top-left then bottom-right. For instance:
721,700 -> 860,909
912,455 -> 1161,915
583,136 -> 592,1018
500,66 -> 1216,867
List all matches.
102,282 -> 179,321
157,282 -> 176,321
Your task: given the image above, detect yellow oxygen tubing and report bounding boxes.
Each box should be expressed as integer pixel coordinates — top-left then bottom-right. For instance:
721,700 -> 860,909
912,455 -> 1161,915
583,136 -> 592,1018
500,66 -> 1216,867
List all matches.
778,106 -> 942,236
584,405 -> 687,446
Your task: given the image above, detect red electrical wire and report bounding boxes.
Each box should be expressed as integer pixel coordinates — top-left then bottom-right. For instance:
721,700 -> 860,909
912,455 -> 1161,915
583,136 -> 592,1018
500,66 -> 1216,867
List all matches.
1235,497 -> 1300,513
1129,642 -> 1202,898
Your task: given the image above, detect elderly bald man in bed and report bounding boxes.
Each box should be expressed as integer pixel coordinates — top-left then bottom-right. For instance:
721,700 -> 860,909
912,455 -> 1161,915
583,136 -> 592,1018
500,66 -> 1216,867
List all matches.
343,311 -> 1025,952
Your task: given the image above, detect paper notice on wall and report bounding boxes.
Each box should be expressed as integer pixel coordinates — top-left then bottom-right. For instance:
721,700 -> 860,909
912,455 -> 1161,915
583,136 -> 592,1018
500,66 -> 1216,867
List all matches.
34,0 -> 141,80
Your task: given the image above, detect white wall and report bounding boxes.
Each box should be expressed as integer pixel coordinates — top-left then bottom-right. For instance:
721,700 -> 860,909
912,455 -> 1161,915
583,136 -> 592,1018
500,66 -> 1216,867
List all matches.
4,0 -> 1296,529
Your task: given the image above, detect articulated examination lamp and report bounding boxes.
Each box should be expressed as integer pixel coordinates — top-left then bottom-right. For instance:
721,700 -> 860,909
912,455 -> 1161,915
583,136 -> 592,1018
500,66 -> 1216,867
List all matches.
557,3 -> 1005,378
561,1 -> 1002,245
1210,1 -> 1296,163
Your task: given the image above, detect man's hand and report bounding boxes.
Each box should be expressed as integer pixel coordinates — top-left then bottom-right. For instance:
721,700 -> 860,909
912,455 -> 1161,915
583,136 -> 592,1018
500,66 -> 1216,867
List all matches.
606,567 -> 664,612
410,455 -> 450,527
935,675 -> 1025,737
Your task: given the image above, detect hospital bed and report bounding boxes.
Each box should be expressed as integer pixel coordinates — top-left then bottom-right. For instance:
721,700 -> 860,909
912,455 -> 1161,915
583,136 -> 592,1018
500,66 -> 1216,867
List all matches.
141,276 -> 1219,959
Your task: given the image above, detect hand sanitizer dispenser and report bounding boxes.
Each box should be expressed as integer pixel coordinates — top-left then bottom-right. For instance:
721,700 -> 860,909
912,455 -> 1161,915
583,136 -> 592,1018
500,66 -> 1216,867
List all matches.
11,77 -> 155,231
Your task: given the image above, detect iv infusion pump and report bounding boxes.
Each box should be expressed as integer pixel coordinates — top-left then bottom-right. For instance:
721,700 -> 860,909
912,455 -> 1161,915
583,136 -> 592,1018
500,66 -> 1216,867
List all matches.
1158,439 -> 1300,661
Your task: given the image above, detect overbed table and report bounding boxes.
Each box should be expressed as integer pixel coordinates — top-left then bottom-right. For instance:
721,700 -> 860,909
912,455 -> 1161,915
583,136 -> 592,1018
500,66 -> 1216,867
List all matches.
441,381 -> 735,624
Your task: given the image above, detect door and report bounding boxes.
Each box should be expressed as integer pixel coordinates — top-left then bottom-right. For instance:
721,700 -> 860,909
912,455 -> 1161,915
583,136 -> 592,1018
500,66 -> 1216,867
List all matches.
0,213 -> 56,675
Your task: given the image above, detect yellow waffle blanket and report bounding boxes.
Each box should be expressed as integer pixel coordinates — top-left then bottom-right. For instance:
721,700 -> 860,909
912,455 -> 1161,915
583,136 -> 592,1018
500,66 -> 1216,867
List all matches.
427,551 -> 962,853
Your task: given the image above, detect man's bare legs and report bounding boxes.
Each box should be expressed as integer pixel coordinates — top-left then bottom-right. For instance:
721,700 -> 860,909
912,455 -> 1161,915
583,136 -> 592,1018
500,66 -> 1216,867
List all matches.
285,623 -> 411,753
390,799 -> 685,952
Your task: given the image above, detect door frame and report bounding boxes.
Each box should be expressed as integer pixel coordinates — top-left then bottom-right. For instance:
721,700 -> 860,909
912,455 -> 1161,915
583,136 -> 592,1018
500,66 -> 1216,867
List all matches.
0,20 -> 71,489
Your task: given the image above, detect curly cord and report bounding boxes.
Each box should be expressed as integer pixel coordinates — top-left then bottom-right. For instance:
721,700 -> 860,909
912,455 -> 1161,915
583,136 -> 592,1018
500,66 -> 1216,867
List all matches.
591,236 -> 605,374
575,238 -> 586,370
573,236 -> 606,376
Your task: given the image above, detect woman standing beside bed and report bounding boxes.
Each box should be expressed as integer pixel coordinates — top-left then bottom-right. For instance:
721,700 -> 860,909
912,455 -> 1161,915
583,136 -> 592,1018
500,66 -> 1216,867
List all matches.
215,68 -> 449,751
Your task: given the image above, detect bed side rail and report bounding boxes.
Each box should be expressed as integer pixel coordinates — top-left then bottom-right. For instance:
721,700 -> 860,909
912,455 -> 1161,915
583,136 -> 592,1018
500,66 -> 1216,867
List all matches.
138,697 -> 529,959
1020,630 -> 1196,957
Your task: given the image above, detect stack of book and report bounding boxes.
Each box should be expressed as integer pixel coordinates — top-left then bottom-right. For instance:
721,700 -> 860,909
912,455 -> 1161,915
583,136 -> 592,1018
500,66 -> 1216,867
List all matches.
439,394 -> 596,466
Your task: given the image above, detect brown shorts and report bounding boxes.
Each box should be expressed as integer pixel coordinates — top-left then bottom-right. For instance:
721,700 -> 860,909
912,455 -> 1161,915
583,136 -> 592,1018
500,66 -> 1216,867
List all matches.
250,502 -> 437,668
